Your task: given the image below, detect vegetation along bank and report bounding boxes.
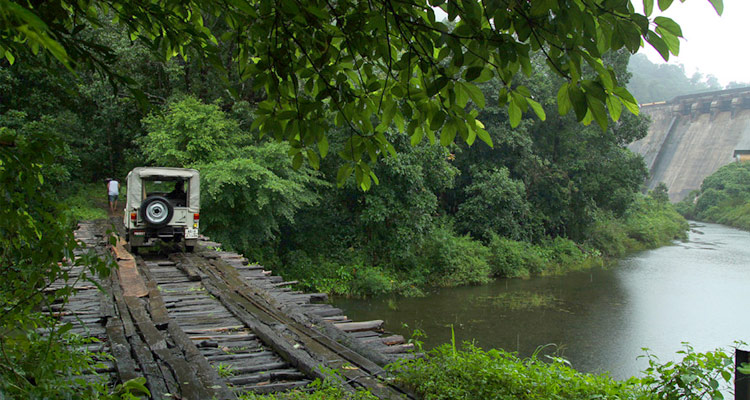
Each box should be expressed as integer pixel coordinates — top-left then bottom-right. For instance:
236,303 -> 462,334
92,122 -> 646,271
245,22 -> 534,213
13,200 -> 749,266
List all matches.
676,162 -> 750,231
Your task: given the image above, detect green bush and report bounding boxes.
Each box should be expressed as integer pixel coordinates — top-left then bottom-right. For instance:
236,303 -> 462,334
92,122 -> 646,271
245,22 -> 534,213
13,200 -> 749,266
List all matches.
420,224 -> 492,287
679,163 -> 750,231
63,183 -> 108,222
588,195 -> 687,257
487,235 -> 599,278
639,343 -> 734,400
486,235 -> 543,277
392,343 -> 647,400
350,266 -> 395,297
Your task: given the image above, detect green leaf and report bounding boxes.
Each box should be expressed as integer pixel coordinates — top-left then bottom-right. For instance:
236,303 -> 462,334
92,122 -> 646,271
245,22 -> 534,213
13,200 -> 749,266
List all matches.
430,110 -> 446,131
318,135 -> 329,158
508,101 -> 522,127
527,98 -> 546,121
588,97 -> 608,131
654,16 -> 682,37
440,123 -> 457,146
557,84 -> 572,116
336,164 -> 353,187
306,149 -> 320,169
709,0 -> 723,15
476,127 -> 493,147
411,126 -> 424,146
643,0 -> 654,16
462,82 -> 486,108
464,66 -> 484,81
568,85 -> 588,121
657,0 -> 674,11
292,152 -> 303,170
646,31 -> 670,60
606,94 -> 623,122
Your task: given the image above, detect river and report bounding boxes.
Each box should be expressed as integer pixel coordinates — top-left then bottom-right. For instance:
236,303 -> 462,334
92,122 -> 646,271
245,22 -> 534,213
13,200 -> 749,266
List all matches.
333,222 -> 750,379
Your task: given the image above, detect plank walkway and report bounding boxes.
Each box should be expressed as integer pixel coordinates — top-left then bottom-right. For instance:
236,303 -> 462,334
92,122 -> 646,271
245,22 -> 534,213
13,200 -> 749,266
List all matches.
45,220 -> 414,399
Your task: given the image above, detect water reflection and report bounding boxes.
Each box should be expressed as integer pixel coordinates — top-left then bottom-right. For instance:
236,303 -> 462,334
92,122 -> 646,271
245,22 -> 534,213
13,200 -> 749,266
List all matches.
333,222 -> 750,379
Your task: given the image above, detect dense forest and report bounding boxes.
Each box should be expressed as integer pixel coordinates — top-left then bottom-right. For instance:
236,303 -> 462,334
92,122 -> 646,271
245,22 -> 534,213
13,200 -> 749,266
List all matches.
1,0 -> 726,398
1,32 -> 687,297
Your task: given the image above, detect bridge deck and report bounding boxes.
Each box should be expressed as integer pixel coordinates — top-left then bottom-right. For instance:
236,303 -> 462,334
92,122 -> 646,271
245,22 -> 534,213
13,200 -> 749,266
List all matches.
51,220 -> 413,399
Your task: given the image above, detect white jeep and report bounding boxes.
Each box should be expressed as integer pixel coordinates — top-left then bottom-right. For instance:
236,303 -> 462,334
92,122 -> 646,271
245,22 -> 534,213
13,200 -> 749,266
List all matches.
123,167 -> 200,254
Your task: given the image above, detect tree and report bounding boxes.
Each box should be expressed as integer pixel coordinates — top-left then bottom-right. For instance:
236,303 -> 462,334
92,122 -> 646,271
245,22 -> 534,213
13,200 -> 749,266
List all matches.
139,95 -> 325,250
0,0 -> 724,188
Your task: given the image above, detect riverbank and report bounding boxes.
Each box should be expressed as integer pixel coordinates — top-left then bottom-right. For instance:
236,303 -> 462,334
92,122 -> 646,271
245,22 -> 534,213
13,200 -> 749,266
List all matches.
675,162 -> 750,231
66,185 -> 689,298
269,193 -> 688,298
334,221 -> 750,382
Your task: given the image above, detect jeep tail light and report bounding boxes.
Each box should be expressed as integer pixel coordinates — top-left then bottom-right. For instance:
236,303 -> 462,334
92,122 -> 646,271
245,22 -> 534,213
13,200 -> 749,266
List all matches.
130,212 -> 137,221
193,213 -> 199,220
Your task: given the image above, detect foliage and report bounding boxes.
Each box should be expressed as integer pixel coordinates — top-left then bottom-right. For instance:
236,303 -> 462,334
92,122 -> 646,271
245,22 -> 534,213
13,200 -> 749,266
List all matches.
456,167 -> 530,241
138,96 -> 326,250
198,143 -> 326,248
0,0 -> 720,187
392,342 -> 648,400
140,96 -> 245,166
486,235 -> 600,278
639,343 -> 734,400
675,162 -> 750,230
63,183 -> 109,221
0,122 -> 122,397
419,223 -> 492,287
391,340 -> 736,400
587,195 -> 688,258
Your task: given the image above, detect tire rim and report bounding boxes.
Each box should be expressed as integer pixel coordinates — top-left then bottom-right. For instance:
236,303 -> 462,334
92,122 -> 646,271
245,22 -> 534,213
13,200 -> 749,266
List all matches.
145,201 -> 169,224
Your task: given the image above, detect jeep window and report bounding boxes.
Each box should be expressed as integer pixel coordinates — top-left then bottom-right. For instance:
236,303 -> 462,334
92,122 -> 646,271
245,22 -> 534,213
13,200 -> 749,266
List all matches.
143,178 -> 188,207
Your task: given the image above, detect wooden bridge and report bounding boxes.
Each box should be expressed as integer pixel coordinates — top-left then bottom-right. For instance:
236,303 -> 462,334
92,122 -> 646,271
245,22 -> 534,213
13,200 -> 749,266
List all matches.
52,219 -> 414,399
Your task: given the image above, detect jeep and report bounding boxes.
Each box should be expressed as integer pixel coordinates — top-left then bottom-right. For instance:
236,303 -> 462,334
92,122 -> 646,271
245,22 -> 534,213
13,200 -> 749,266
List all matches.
123,167 -> 200,254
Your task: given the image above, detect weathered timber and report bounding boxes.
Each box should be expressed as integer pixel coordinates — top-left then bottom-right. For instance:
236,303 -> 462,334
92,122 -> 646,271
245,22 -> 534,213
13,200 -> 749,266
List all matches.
169,253 -> 204,281
104,319 -> 139,382
200,278 -> 329,383
203,255 -> 408,399
334,320 -> 384,333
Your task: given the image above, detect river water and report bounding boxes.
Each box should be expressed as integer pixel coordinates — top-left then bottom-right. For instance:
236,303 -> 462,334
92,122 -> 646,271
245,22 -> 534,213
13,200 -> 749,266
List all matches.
333,222 -> 750,379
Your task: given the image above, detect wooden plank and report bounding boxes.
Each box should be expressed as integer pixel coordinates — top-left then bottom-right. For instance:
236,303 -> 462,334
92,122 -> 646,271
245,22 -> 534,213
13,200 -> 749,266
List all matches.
147,283 -> 170,330
169,253 -> 203,281
125,296 -> 214,400
166,321 -> 234,400
334,320 -> 384,333
115,254 -> 148,298
201,256 -> 408,399
104,319 -> 139,382
200,278 -> 329,383
128,323 -> 171,398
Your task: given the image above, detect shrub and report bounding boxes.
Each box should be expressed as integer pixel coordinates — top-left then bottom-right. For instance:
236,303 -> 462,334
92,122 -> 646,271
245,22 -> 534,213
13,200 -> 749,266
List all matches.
392,342 -> 647,399
639,343 -> 734,400
420,224 -> 492,287
350,265 -> 395,297
486,235 -> 543,277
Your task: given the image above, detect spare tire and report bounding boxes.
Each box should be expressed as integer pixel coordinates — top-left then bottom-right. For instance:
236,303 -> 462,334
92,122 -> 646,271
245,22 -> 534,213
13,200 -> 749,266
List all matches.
140,195 -> 174,228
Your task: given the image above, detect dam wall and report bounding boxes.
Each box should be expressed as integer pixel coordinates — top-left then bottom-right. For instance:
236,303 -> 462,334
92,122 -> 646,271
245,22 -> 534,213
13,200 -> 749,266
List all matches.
628,87 -> 750,202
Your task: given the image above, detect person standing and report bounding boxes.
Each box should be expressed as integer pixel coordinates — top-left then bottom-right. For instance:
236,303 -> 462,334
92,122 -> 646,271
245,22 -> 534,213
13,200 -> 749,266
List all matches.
107,178 -> 120,213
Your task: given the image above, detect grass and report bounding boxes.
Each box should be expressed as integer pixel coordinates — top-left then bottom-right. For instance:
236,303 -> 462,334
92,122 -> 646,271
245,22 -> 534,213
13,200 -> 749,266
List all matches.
477,291 -> 558,311
62,183 -> 108,221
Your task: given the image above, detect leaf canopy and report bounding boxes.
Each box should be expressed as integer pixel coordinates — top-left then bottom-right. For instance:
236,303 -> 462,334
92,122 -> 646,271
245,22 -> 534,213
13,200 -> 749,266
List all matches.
0,0 -> 722,187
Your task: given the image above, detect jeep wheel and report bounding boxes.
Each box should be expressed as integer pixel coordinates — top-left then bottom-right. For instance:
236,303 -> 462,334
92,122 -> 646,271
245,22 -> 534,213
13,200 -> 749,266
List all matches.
140,195 -> 174,228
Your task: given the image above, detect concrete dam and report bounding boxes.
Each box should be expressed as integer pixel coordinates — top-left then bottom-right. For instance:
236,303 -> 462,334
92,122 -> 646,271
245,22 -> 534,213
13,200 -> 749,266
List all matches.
628,87 -> 750,202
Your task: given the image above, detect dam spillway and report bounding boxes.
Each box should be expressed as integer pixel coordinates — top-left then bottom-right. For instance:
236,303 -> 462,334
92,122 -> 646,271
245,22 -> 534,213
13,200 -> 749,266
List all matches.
628,87 -> 750,202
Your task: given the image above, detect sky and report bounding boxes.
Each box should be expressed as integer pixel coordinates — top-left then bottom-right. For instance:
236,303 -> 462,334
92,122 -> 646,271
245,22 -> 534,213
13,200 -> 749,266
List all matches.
638,0 -> 750,86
